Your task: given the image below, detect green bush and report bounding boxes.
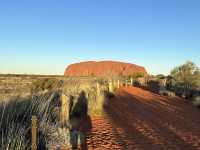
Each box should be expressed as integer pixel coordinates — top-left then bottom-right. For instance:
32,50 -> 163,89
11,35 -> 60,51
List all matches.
171,61 -> 200,89
156,74 -> 165,79
129,72 -> 144,80
147,80 -> 160,93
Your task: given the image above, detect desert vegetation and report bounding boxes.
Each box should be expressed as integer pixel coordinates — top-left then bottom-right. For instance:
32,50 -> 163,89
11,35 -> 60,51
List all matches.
0,76 -> 113,149
0,93 -> 53,149
165,61 -> 200,106
128,72 -> 145,80
128,61 -> 200,107
30,78 -> 61,94
0,78 -> 65,149
170,61 -> 200,89
0,61 -> 199,149
0,75 -> 63,101
159,61 -> 199,106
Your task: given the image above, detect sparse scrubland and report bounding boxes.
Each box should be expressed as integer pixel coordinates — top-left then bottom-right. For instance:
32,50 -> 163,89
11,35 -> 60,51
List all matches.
0,78 -> 61,149
167,61 -> 200,106
132,61 -> 200,107
0,61 -> 199,149
0,76 -> 114,149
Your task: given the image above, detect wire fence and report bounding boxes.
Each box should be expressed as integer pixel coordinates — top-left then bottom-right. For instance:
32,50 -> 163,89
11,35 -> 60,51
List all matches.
30,78 -> 134,149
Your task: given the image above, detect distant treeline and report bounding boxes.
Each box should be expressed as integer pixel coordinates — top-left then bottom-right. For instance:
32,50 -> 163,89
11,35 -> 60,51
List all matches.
0,74 -> 64,77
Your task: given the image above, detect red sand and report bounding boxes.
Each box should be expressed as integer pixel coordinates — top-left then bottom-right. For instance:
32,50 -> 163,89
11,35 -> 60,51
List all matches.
64,61 -> 147,77
86,87 -> 200,150
64,87 -> 200,150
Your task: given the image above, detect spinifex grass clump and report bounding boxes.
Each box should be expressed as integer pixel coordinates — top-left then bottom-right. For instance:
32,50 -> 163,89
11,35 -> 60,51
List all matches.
0,77 -> 112,149
0,97 -> 31,149
0,89 -> 65,150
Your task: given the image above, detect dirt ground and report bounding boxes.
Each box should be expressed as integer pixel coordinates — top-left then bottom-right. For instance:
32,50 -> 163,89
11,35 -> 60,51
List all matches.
82,86 -> 200,150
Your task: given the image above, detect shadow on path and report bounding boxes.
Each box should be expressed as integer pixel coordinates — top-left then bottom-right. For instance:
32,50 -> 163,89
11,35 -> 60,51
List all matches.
103,87 -> 200,150
69,91 -> 92,150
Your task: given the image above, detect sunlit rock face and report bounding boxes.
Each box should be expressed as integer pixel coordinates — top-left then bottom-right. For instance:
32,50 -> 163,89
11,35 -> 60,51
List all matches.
64,61 -> 148,77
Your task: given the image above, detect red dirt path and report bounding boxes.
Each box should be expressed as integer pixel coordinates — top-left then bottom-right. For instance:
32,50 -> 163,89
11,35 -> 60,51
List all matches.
84,87 -> 200,150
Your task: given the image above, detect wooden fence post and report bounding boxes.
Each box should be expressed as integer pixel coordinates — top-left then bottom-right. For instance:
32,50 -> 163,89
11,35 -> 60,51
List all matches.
113,80 -> 116,88
31,116 -> 37,150
109,80 -> 113,93
118,80 -> 120,88
61,93 -> 68,126
130,78 -> 133,86
97,82 -> 100,96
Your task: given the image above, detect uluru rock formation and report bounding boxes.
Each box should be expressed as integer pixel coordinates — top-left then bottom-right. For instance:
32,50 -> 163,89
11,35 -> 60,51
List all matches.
64,61 -> 147,77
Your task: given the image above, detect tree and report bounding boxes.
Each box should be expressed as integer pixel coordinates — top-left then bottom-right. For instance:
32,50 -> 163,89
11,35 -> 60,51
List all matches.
170,61 -> 200,89
193,70 -> 200,88
129,72 -> 144,79
156,74 -> 165,79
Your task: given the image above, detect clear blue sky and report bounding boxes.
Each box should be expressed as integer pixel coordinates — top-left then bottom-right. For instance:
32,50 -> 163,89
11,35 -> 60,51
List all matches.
0,0 -> 199,75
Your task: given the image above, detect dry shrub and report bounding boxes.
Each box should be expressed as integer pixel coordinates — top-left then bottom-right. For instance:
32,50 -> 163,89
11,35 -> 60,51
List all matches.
30,78 -> 60,94
0,77 -> 111,149
147,80 -> 160,93
0,89 -> 69,150
192,96 -> 200,107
